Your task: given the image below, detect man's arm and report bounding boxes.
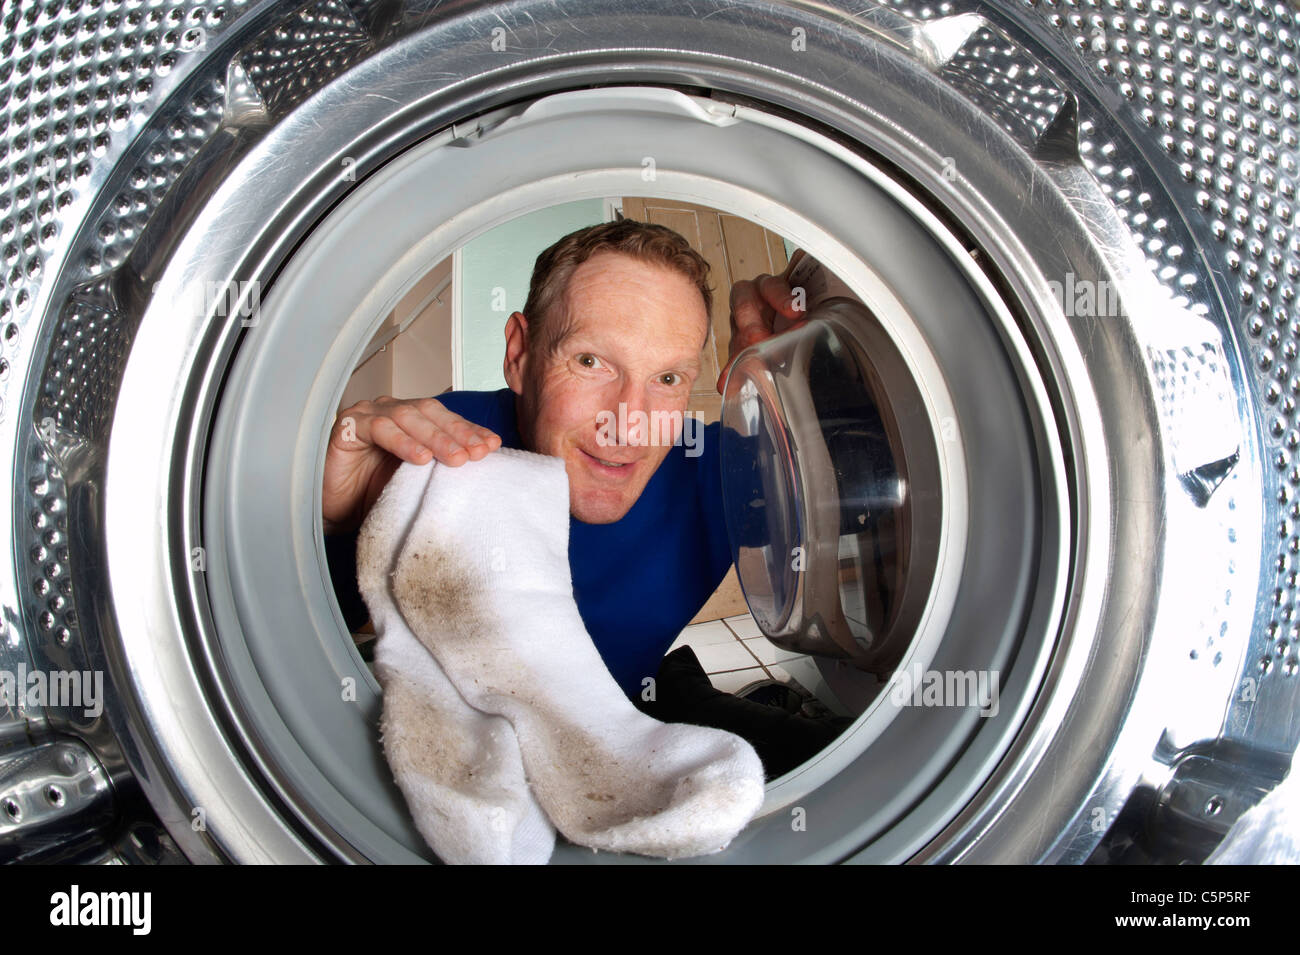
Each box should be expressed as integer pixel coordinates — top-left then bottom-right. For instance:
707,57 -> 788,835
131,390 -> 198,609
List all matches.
323,395 -> 502,534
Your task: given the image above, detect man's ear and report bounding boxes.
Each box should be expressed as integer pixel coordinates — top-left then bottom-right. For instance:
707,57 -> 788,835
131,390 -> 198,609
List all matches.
503,311 -> 529,395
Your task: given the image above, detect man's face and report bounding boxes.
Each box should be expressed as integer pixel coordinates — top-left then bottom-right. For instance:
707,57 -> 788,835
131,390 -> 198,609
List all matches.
504,250 -> 708,524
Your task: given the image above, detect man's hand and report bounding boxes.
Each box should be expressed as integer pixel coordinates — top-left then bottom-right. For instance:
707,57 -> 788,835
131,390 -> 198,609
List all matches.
716,273 -> 807,393
323,396 -> 501,534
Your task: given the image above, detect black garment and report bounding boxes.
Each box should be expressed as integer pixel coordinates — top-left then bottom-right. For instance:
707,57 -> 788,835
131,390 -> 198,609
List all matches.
326,528 -> 367,632
634,645 -> 853,781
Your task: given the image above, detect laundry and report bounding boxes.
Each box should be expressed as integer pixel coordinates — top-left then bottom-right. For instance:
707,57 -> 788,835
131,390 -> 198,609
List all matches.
357,461 -> 556,864
360,450 -> 766,861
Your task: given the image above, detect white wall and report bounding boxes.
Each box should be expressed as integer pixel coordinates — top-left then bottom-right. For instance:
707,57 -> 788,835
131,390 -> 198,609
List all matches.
342,199 -> 612,408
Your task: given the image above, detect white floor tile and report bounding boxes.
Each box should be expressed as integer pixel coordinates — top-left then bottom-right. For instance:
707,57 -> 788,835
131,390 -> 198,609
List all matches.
692,638 -> 764,674
723,613 -> 763,639
741,635 -> 806,667
674,619 -> 738,648
709,667 -> 769,695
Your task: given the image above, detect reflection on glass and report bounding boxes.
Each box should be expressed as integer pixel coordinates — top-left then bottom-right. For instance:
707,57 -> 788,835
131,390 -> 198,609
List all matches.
721,299 -> 940,677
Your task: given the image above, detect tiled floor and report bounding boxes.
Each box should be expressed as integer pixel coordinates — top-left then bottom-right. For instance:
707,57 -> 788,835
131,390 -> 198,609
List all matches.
355,607 -> 854,715
669,613 -> 818,698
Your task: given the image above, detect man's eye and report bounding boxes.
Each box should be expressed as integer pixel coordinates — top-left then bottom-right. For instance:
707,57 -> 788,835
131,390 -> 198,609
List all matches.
575,354 -> 600,369
660,373 -> 680,386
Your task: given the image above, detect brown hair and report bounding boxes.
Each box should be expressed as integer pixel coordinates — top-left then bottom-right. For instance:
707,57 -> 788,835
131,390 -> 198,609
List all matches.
522,218 -> 713,357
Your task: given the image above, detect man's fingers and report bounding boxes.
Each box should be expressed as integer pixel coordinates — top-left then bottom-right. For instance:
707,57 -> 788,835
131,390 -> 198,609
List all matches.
329,406 -> 370,449
415,397 -> 502,458
717,272 -> 811,394
728,277 -> 775,337
730,273 -> 802,339
720,276 -> 779,394
444,416 -> 502,460
389,410 -> 484,467
367,415 -> 437,464
425,428 -> 473,465
421,403 -> 501,460
334,398 -> 503,469
757,273 -> 803,319
387,403 -> 456,457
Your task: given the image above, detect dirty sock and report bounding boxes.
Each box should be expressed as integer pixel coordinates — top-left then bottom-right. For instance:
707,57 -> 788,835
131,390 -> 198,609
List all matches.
390,448 -> 766,859
357,460 -> 555,865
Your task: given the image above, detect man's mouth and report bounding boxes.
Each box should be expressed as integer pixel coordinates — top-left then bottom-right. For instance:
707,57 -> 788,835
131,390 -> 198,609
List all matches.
579,448 -> 637,473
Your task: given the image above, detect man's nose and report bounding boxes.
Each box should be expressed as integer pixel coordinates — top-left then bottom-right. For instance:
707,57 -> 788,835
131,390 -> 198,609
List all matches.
613,378 -> 651,446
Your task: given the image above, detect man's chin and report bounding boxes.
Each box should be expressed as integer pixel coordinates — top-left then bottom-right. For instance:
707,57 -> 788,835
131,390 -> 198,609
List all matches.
569,499 -> 635,525
567,482 -> 642,524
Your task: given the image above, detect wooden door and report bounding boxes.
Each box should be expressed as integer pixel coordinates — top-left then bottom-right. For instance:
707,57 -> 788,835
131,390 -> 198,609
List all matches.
619,198 -> 790,424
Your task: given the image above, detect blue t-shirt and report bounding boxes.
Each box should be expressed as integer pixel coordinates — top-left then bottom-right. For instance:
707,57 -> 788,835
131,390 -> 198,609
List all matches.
434,388 -> 734,699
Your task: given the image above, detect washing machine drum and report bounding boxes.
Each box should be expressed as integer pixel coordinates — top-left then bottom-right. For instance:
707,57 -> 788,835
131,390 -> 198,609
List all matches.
1,0 -> 1295,864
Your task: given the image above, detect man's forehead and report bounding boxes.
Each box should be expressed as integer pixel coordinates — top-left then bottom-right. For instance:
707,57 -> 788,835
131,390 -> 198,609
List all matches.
569,251 -> 699,298
560,254 -> 709,346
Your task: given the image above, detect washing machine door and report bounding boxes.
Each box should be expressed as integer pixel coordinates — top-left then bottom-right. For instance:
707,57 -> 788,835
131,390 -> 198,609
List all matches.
721,300 -> 945,680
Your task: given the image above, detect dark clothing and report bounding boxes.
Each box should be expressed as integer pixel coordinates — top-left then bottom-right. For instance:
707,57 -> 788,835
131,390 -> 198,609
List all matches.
637,646 -> 852,780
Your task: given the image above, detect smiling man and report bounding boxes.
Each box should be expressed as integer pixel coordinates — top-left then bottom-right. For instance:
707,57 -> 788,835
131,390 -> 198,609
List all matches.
507,232 -> 710,527
325,218 -> 847,778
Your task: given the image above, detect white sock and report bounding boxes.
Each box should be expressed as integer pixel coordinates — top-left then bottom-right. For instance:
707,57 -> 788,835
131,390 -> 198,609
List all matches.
357,460 -> 555,865
391,448 -> 766,859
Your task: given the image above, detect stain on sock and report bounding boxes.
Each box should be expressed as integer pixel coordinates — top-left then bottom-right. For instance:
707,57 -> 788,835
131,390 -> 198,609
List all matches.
394,542 -> 491,643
